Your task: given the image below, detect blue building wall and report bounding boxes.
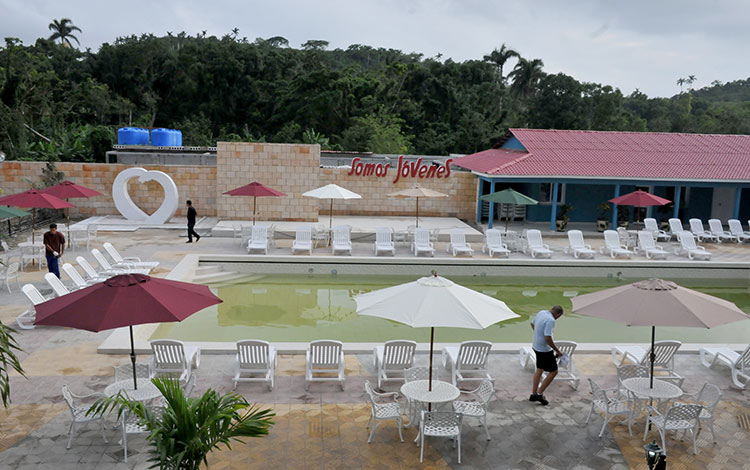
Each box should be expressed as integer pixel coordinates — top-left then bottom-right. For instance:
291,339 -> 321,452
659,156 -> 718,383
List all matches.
682,187 -> 713,220
740,189 -> 750,222
500,137 -> 527,151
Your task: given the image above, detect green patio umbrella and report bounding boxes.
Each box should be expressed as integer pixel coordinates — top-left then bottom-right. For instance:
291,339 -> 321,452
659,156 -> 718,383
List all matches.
480,188 -> 538,230
0,206 -> 31,236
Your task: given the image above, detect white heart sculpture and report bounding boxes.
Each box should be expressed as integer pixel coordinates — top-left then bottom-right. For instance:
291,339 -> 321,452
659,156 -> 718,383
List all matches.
112,167 -> 179,224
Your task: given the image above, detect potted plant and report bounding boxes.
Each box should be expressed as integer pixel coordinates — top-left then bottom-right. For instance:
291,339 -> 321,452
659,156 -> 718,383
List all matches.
555,204 -> 573,232
0,322 -> 25,407
596,203 -> 611,232
617,206 -> 630,228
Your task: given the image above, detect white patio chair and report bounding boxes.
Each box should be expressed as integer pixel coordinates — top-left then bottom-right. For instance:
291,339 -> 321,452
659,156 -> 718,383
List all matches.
45,272 -> 71,297
247,226 -> 269,254
586,378 -> 634,437
0,261 -> 20,293
121,406 -> 162,462
114,362 -> 151,382
708,219 -> 737,243
635,231 -> 668,259
644,403 -> 703,455
643,218 -> 670,242
373,340 -> 417,388
412,228 -> 434,257
374,227 -> 395,256
689,218 -> 717,242
668,218 -> 684,240
617,227 -> 637,249
448,229 -> 474,257
86,224 -> 98,246
403,366 -> 435,423
233,339 -> 277,391
149,339 -> 200,384
612,340 -> 683,386
728,219 -> 750,243
519,340 -> 579,390
616,365 -> 651,411
331,226 -> 352,255
62,385 -> 108,449
600,230 -> 633,258
452,379 -> 494,441
482,229 -> 510,257
676,232 -> 712,260
364,380 -> 404,443
69,229 -> 89,251
305,339 -> 345,390
565,230 -> 596,258
20,244 -> 45,270
76,255 -> 121,279
16,283 -> 45,329
524,229 -> 552,258
699,344 -> 750,390
240,225 -> 253,247
442,340 -> 493,386
92,249 -> 150,275
62,263 -> 99,289
103,242 -> 160,271
674,382 -> 722,443
291,226 -> 313,255
419,411 -> 462,463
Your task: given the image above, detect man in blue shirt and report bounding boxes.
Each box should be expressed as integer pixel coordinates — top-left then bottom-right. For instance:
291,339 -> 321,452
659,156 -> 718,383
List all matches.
529,305 -> 564,406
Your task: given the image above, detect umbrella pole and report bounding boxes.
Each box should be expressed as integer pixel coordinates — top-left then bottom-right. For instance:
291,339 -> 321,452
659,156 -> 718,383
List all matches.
253,196 -> 257,226
428,326 -> 434,411
649,326 -> 655,389
66,204 -> 70,249
328,199 -> 333,246
416,198 -> 419,228
130,325 -> 138,390
31,208 -> 35,244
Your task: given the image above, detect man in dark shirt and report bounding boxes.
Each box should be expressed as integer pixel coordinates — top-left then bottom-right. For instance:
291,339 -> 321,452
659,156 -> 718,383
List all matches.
43,223 -> 65,278
186,200 -> 200,243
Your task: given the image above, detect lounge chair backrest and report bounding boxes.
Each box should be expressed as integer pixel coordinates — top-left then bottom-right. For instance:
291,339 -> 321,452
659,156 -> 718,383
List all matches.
668,218 -> 683,234
644,218 -> 659,233
485,229 -> 502,247
62,263 -> 88,288
251,226 -> 267,244
375,227 -> 392,245
76,256 -> 100,279
382,340 -> 416,369
728,219 -> 744,235
237,340 -> 272,368
526,229 -> 544,248
556,340 -> 577,359
739,345 -> 750,370
567,230 -> 585,249
450,229 -> 467,246
45,272 -> 70,297
678,231 -> 698,249
638,231 -> 656,250
22,283 -> 45,306
309,340 -> 343,368
647,340 -> 682,368
456,341 -> 492,368
603,230 -> 621,249
332,226 -> 350,245
1,241 -> 10,252
295,226 -> 312,243
103,243 -> 125,263
708,219 -> 724,234
151,340 -> 189,369
91,249 -> 113,270
617,364 -> 650,384
689,218 -> 706,234
414,228 -> 430,246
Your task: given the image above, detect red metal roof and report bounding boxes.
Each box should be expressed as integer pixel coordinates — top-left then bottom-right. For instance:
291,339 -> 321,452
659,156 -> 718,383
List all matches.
452,129 -> 750,182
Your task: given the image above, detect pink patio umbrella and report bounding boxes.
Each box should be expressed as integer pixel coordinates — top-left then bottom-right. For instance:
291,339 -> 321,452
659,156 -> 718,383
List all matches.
609,190 -> 670,223
0,190 -> 73,243
34,274 -> 222,389
223,182 -> 287,225
43,180 -> 103,247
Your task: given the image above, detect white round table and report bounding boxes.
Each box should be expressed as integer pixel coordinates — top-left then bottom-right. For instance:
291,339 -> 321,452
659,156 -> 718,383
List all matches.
105,379 -> 162,402
622,377 -> 683,400
401,380 -> 460,404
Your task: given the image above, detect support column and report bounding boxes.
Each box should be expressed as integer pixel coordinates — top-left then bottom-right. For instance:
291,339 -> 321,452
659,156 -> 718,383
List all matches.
549,182 -> 559,231
673,186 -> 682,219
488,180 -> 496,229
476,178 -> 483,224
611,184 -> 620,227
733,187 -> 743,220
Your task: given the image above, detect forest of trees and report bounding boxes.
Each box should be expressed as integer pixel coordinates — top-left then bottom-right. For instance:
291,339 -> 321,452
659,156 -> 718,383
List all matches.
2,23 -> 750,163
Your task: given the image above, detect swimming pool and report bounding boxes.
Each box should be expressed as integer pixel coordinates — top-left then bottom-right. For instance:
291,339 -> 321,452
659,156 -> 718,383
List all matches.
150,274 -> 750,344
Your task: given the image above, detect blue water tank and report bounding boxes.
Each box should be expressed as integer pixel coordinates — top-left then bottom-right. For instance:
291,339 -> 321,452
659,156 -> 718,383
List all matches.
117,127 -> 138,145
136,128 -> 150,145
175,130 -> 183,146
151,128 -> 171,147
169,129 -> 178,146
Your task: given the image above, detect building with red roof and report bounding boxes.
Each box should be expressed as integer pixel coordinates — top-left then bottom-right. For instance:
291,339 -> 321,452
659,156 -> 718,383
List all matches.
452,129 -> 750,230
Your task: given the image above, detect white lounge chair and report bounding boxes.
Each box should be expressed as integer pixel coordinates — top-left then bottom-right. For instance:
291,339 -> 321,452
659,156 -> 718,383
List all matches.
525,229 -> 552,258
62,385 -> 108,449
291,226 -> 313,255
247,226 -> 269,254
643,218 -> 670,242
150,339 -> 200,384
601,230 -> 633,258
519,340 -> 579,390
16,284 -> 46,329
364,380 -> 404,443
452,379 -> 494,441
331,226 -> 352,255
92,249 -> 150,275
644,404 -> 703,455
708,219 -> 738,243
62,263 -> 98,289
586,378 -> 634,437
45,272 -> 71,297
689,218 -> 717,242
676,232 -> 712,260
420,411 -> 462,463
372,340 -> 417,388
0,261 -> 20,293
668,218 -> 684,240
305,339 -> 345,390
482,229 -> 510,257
412,228 -> 434,257
448,229 -> 474,257
442,340 -> 493,385
636,231 -> 668,259
233,339 -> 277,390
76,255 -> 119,280
699,344 -> 750,390
103,242 -> 160,271
374,227 -> 395,256
728,219 -> 750,243
565,230 -> 595,258
611,340 -> 683,385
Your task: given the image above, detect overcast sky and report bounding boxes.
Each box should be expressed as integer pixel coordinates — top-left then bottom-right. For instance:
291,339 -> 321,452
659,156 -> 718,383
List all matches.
2,0 -> 749,97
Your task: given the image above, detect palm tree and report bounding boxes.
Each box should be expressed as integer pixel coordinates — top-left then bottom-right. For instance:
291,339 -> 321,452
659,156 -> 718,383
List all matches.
483,44 -> 519,81
508,58 -> 545,97
0,322 -> 25,407
48,18 -> 82,47
686,75 -> 697,90
676,77 -> 686,93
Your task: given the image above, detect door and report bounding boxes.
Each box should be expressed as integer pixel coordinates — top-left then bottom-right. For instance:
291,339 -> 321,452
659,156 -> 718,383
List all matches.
711,187 -> 735,221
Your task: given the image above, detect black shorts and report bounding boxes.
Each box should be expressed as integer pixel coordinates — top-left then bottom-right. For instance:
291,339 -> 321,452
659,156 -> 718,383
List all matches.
534,350 -> 558,373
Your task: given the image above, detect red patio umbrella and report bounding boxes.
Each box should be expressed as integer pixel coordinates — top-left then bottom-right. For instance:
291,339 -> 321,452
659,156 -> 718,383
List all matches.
223,182 -> 287,225
609,190 -> 670,223
0,190 -> 73,243
34,274 -> 222,389
43,181 -> 103,248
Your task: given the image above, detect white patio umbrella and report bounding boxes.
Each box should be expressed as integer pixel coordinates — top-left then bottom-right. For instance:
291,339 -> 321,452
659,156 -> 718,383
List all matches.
302,184 -> 362,233
355,274 -> 519,389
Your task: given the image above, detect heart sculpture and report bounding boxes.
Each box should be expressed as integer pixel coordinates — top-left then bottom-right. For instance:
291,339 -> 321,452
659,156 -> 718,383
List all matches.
112,167 -> 179,224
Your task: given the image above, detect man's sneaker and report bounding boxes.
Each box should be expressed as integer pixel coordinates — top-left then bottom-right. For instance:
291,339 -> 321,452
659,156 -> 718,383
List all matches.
529,393 -> 540,402
537,394 -> 549,406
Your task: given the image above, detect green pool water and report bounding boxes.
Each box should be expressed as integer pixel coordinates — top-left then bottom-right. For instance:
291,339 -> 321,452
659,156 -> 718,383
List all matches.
151,274 -> 750,344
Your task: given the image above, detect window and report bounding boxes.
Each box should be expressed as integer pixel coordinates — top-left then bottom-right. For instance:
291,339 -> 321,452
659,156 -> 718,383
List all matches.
539,183 -> 565,205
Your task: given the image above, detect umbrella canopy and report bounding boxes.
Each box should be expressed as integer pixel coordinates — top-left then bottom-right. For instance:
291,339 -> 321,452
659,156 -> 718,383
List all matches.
35,274 -> 222,388
387,185 -> 448,228
355,274 -> 519,388
0,190 -> 73,243
303,184 -> 362,232
609,190 -> 670,223
42,180 -> 103,199
0,206 -> 30,218
480,188 -> 538,230
223,182 -> 287,225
